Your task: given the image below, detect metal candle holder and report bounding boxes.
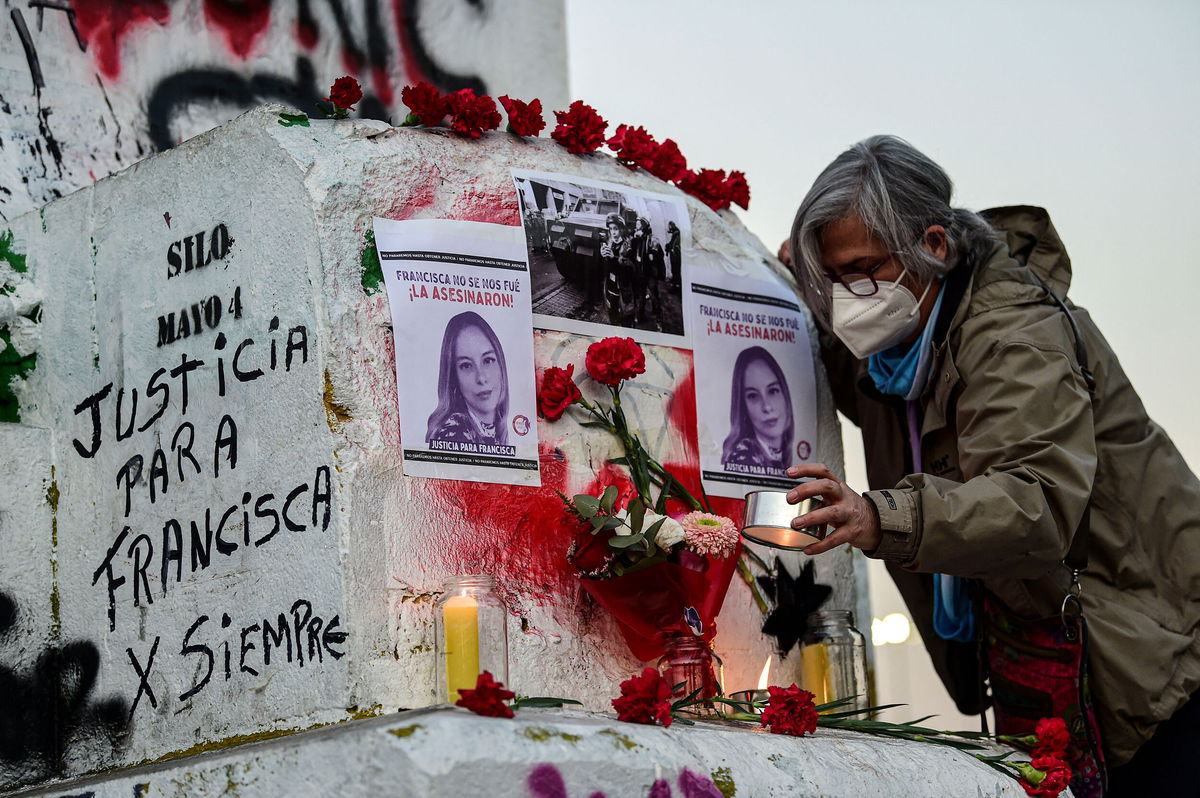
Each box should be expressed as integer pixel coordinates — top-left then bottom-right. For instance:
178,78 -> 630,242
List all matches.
740,488 -> 827,550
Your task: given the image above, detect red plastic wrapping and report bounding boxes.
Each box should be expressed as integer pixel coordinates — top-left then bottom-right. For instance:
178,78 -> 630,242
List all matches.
580,544 -> 741,661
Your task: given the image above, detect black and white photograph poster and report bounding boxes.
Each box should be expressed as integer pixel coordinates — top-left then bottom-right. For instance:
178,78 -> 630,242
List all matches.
687,269 -> 817,498
374,218 -> 541,487
512,168 -> 691,347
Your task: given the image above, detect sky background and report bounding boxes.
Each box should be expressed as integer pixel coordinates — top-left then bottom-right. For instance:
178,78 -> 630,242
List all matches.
567,0 -> 1200,723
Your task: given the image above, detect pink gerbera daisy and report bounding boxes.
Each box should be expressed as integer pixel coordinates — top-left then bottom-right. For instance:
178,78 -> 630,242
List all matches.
680,512 -> 739,557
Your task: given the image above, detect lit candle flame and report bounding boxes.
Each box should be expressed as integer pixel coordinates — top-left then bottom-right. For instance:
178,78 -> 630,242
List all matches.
757,657 -> 771,690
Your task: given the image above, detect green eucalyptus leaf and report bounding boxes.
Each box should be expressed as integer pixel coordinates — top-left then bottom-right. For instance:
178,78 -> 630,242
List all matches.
616,553 -> 669,576
643,517 -> 667,541
512,696 -> 583,708
608,533 -> 645,549
574,494 -> 600,517
628,497 -> 645,533
600,485 -> 619,513
600,516 -> 624,531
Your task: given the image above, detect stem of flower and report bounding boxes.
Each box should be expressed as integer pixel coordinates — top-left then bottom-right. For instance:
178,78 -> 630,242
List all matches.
736,556 -> 770,614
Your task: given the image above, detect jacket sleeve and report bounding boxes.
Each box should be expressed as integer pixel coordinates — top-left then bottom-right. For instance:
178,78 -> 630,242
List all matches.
864,311 -> 1097,579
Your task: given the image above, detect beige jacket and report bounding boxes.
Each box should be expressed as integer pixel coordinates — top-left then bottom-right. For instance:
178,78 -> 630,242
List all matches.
821,206 -> 1200,766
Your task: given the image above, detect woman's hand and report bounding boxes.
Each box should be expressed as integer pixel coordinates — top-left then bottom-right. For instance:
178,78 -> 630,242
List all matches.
777,238 -> 793,267
785,463 -> 882,555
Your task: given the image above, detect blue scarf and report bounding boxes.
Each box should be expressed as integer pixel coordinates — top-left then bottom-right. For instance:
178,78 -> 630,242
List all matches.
866,283 -> 945,401
867,284 -> 975,643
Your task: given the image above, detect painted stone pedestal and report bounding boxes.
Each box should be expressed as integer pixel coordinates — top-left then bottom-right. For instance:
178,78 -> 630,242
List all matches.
0,105 -> 854,791
10,708 -> 1049,798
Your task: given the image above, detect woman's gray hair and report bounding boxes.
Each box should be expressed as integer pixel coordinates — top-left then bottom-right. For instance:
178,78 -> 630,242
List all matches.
789,135 -> 999,328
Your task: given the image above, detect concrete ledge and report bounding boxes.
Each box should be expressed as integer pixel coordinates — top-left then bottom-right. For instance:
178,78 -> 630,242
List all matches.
11,707 -> 1048,798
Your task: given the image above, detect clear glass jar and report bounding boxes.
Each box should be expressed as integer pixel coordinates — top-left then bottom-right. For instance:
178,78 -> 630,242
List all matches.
799,610 -> 868,712
434,575 -> 508,703
656,635 -> 724,717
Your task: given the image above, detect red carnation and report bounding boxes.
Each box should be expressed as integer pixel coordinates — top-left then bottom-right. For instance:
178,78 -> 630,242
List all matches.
537,364 -> 582,421
401,81 -> 449,127
455,670 -> 516,718
499,95 -> 545,137
326,76 -> 363,110
551,101 -> 608,155
607,124 -> 658,170
1032,717 -> 1072,757
612,667 -> 673,727
724,170 -> 751,210
678,168 -> 731,212
760,684 -> 818,737
585,337 -> 645,386
646,138 -> 688,183
1019,755 -> 1073,797
445,88 -> 501,139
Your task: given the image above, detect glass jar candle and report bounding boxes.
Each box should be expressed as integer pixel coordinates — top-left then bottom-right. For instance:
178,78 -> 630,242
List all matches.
434,575 -> 508,703
656,635 -> 724,717
799,610 -> 868,712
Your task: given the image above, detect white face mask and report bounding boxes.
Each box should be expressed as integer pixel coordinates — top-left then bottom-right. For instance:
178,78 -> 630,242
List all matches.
830,270 -> 933,359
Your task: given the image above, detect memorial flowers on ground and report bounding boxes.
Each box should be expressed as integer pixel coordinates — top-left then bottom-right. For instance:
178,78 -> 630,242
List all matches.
401,81 -> 450,127
325,76 -> 363,115
454,671 -> 580,719
445,88 -> 501,139
390,81 -> 752,211
499,95 -> 545,137
551,100 -> 609,154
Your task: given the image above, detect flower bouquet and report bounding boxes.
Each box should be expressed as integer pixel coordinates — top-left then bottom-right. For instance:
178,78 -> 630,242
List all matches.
539,337 -> 740,701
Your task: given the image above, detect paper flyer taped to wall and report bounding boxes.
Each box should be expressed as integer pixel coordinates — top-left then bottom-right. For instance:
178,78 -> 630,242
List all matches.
511,168 -> 691,348
374,218 -> 541,486
686,268 -> 817,499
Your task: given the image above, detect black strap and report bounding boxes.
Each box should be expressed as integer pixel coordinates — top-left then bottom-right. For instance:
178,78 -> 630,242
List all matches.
1028,272 -> 1095,573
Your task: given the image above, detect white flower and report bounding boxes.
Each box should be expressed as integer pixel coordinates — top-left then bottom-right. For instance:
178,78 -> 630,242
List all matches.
612,508 -> 633,535
646,512 -> 686,549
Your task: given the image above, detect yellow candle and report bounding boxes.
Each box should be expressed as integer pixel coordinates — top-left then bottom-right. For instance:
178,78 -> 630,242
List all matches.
443,594 -> 480,701
800,642 -> 831,708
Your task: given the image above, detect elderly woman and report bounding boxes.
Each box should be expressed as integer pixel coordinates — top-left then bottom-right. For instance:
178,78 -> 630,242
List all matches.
781,135 -> 1199,796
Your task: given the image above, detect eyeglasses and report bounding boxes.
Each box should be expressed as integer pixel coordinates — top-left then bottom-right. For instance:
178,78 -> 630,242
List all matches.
823,253 -> 901,297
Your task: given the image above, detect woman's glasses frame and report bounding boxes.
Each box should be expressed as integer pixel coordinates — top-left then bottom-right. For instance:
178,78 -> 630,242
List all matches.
823,252 -> 903,297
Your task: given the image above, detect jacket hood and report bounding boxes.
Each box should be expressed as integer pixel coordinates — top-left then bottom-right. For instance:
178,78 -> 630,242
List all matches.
979,205 -> 1073,296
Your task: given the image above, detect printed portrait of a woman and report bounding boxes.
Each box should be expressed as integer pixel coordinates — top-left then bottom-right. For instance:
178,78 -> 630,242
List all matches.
720,346 -> 794,474
426,311 -> 511,447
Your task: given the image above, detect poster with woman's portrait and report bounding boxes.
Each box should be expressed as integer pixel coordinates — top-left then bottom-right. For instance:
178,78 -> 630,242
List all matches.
686,268 -> 817,498
374,218 -> 541,486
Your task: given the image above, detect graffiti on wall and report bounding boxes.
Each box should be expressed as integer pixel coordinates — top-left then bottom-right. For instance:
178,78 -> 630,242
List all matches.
0,592 -> 129,779
0,0 -> 567,220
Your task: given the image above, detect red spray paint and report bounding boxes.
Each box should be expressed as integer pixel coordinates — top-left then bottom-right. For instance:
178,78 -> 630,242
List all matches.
203,0 -> 272,59
72,0 -> 171,80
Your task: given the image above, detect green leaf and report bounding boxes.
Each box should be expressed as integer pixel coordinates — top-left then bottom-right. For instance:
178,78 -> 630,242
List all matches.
643,517 -> 667,543
574,494 -> 600,518
975,751 -> 1019,763
277,112 -> 310,127
512,696 -> 583,709
600,485 -> 618,514
608,533 -> 645,549
627,497 -> 645,533
819,703 -> 905,719
613,552 -> 669,576
608,456 -> 630,466
671,686 -> 705,709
